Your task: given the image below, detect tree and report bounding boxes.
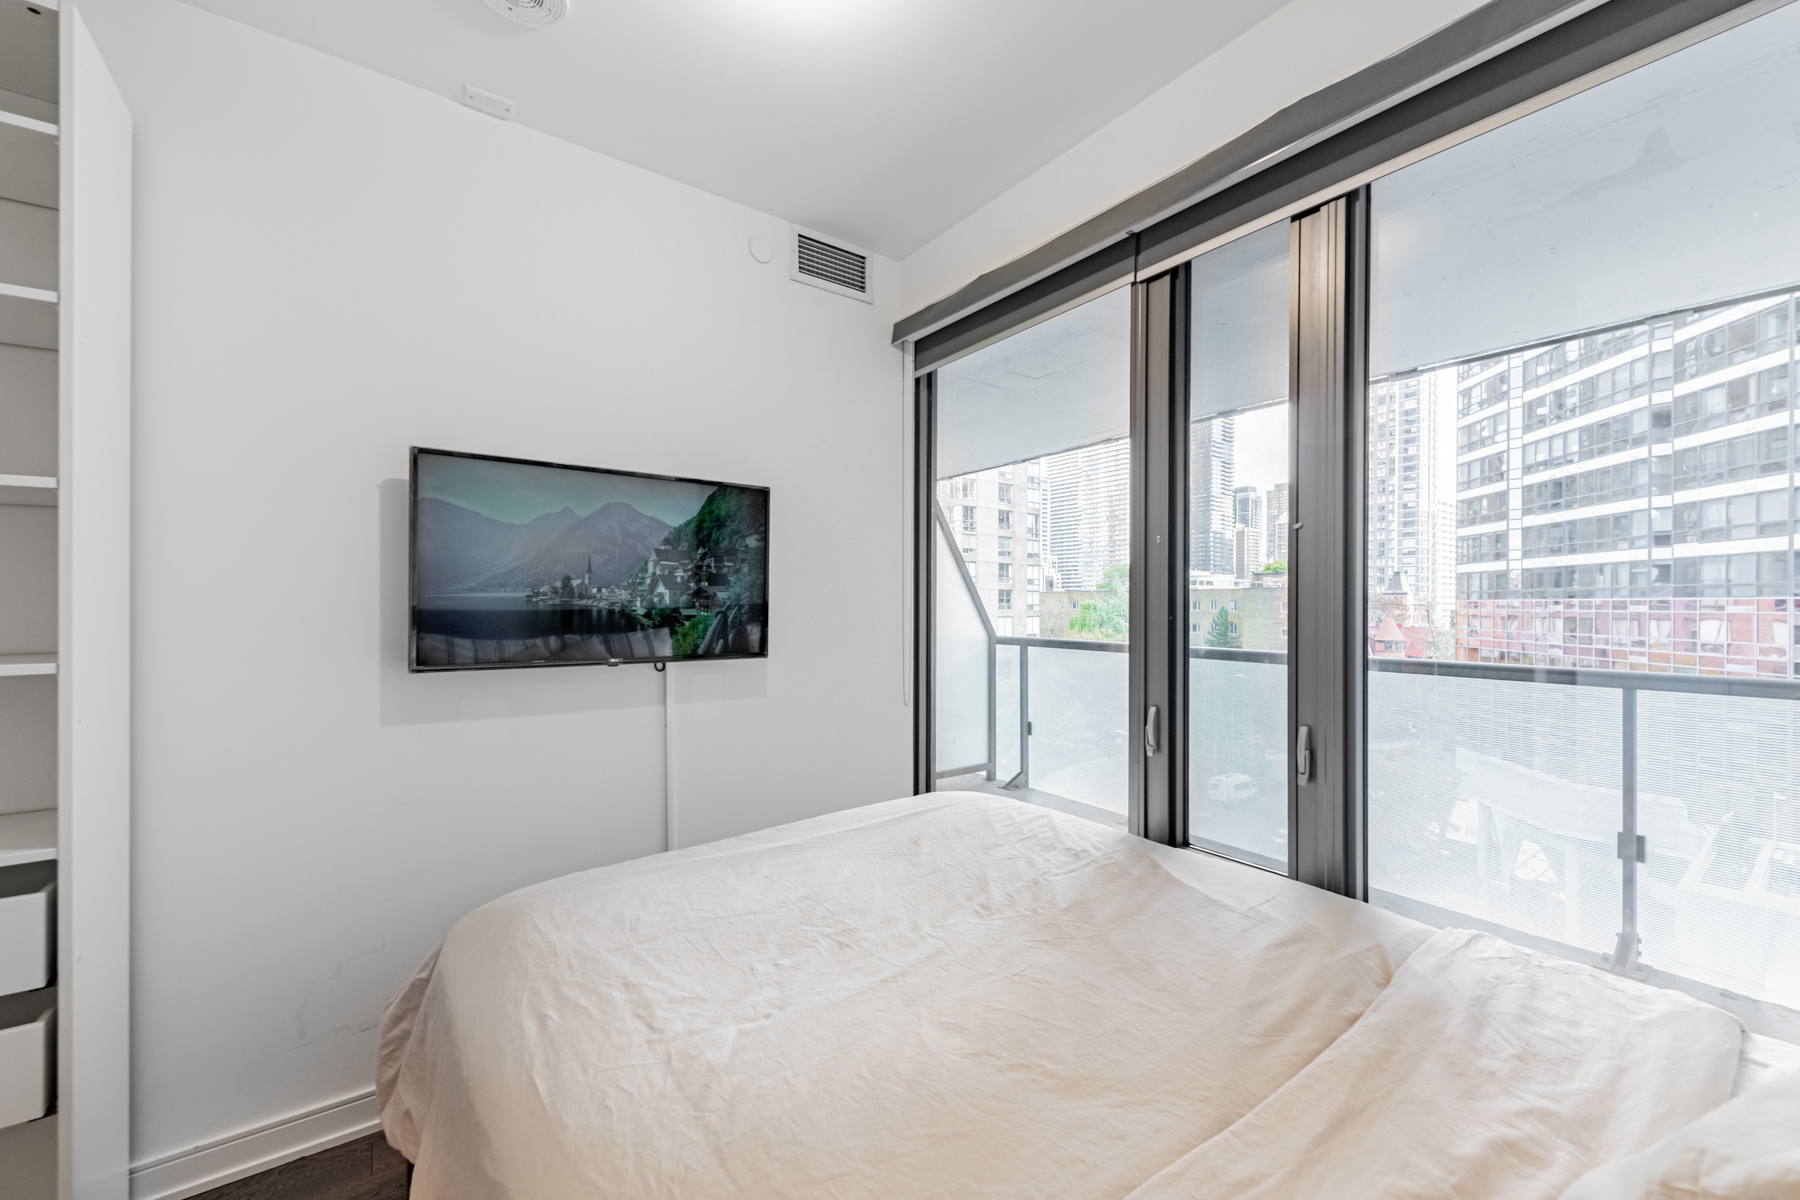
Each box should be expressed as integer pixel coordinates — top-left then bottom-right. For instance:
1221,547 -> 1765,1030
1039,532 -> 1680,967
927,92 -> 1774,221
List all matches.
1262,559 -> 1287,574
1204,606 -> 1239,648
1068,564 -> 1129,641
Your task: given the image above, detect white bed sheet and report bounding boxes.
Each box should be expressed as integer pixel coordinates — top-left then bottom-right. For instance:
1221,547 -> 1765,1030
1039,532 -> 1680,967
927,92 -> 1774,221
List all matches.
378,793 -> 1757,1199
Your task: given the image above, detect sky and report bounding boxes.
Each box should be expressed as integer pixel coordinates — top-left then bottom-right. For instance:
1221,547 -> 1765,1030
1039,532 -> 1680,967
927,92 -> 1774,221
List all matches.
1231,402 -> 1287,507
416,451 -> 716,526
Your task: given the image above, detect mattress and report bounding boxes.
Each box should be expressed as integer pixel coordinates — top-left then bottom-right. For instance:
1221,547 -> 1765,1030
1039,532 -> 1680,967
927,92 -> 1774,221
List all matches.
379,792 -> 1769,1199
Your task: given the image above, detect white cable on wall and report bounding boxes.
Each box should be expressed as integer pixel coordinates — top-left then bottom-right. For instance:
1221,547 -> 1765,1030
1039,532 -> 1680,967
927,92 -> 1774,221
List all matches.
664,665 -> 677,852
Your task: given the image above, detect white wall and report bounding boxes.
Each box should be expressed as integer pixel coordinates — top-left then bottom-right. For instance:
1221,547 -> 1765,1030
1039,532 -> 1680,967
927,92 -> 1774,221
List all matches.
73,0 -> 911,1170
72,0 -> 1493,1177
893,0 -> 1488,319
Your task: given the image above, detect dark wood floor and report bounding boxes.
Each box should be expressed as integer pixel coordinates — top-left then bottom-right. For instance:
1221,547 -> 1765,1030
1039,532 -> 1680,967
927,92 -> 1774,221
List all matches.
194,1134 -> 407,1200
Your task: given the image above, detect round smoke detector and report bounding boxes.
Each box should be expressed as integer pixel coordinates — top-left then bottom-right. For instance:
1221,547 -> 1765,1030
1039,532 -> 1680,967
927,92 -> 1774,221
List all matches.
483,0 -> 569,27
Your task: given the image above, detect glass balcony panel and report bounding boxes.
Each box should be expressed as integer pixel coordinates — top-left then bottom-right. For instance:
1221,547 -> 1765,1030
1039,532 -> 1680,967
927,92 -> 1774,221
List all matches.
1637,691 -> 1800,1010
1025,645 -> 1129,820
1368,671 -> 1624,956
1189,654 -> 1287,871
996,643 -> 1020,784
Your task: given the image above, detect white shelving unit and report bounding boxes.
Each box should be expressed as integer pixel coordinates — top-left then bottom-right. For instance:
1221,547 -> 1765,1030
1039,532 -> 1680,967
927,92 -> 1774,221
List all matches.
0,810 -> 56,868
0,0 -> 132,1195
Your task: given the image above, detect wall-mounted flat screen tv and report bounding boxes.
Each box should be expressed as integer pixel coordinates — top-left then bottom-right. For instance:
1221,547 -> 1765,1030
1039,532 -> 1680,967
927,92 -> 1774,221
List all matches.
409,448 -> 769,671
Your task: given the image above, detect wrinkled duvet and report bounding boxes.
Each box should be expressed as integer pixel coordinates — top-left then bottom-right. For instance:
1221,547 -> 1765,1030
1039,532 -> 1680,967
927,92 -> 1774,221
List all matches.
378,794 -> 1750,1199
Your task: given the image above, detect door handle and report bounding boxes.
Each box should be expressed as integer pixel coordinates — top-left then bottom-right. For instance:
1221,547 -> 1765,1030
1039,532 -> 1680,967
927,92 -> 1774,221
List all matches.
1145,706 -> 1160,756
1296,725 -> 1313,784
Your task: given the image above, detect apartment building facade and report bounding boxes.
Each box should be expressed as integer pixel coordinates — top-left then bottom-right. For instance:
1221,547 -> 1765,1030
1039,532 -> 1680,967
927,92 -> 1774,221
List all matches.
1450,291 -> 1797,676
939,458 -> 1051,637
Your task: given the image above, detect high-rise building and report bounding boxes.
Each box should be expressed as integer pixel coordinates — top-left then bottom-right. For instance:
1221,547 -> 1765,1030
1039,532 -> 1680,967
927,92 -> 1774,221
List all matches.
1233,487 -> 1263,548
1189,417 -> 1236,575
1233,524 -> 1262,581
938,458 -> 1049,638
1045,437 -> 1130,592
1368,373 -> 1456,629
1264,482 -> 1290,565
1450,291 -> 1798,676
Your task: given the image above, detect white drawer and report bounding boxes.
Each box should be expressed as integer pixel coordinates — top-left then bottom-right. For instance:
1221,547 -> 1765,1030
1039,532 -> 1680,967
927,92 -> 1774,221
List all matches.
0,987 -> 53,1129
0,862 -> 53,996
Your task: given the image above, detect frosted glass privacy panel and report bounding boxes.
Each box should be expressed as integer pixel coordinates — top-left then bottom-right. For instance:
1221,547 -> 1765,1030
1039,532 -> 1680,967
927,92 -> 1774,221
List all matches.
1187,220 -> 1290,868
1024,644 -> 1128,819
1636,690 -> 1800,1012
933,519 -> 992,778
1368,672 -> 1624,955
1370,2 -> 1800,378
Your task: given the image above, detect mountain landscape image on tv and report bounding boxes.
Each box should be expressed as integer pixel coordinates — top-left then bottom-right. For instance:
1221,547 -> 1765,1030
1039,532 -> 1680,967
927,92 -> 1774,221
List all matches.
410,448 -> 769,670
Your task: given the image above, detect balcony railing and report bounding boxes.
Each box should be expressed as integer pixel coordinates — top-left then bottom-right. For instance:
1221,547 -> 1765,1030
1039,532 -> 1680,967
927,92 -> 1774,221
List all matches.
1369,658 -> 1799,973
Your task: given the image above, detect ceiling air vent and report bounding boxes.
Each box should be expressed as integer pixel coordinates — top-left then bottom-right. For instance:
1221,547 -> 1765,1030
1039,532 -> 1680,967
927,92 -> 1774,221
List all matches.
790,228 -> 872,304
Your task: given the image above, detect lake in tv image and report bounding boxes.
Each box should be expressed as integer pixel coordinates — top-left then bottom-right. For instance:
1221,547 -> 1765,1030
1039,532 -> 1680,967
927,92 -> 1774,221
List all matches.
411,450 -> 768,669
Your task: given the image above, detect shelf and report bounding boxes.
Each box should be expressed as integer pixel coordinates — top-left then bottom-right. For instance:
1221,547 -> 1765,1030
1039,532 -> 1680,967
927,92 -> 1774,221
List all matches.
0,283 -> 55,352
0,110 -> 56,139
0,655 -> 54,677
0,114 -> 57,212
0,811 -> 54,868
0,476 -> 54,508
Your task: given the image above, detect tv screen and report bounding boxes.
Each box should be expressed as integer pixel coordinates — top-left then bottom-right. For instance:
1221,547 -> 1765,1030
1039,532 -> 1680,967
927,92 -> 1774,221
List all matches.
409,448 -> 769,671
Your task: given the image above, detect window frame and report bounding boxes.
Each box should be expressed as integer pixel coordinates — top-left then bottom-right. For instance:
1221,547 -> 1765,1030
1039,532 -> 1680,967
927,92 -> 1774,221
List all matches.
907,0 -> 1800,1030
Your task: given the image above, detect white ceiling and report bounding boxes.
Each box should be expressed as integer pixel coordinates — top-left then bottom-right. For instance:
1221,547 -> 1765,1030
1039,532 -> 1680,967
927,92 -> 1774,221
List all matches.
172,0 -> 1290,260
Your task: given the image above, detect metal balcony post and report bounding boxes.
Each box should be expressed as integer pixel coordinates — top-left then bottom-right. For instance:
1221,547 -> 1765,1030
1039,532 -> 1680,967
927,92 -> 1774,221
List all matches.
1017,644 -> 1030,788
1612,686 -> 1641,973
987,633 -> 998,781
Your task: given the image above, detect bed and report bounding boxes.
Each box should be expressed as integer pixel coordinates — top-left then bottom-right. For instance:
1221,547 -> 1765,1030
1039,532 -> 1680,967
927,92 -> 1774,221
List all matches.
378,793 -> 1800,1199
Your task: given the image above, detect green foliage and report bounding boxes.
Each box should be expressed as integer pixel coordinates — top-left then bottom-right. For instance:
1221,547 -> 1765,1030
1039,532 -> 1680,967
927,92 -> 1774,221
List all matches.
664,486 -> 769,609
1204,606 -> 1239,648
672,613 -> 714,657
1262,559 -> 1287,574
1068,563 -> 1129,641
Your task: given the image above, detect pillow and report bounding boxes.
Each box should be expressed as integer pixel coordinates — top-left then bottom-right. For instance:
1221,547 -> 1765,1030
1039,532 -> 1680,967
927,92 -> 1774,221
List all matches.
1558,1066 -> 1800,1199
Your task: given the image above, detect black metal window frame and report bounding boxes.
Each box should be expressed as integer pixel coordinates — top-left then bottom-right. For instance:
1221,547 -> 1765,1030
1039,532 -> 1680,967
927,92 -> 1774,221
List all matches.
910,0 -> 1800,1041
912,0 -> 1785,838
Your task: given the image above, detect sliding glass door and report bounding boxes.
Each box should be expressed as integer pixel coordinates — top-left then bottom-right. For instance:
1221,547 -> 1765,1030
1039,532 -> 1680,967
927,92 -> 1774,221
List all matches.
928,287 -> 1133,829
1187,223 -> 1292,871
912,0 -> 1798,1033
1365,0 -> 1800,1010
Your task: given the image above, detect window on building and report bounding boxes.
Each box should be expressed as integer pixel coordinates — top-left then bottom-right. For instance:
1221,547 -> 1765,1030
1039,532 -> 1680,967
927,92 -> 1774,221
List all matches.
997,509 -> 1013,531
997,563 -> 1011,583
998,537 -> 1013,558
997,483 -> 1014,504
997,589 -> 1013,612
961,506 -> 977,533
